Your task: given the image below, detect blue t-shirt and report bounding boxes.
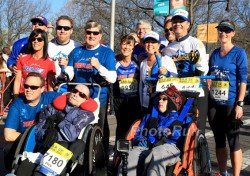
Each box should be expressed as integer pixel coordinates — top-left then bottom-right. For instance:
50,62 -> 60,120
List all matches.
68,45 -> 116,106
209,46 -> 248,105
5,92 -> 61,133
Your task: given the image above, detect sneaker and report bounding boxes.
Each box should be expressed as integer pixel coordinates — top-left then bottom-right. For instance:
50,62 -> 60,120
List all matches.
216,172 -> 230,176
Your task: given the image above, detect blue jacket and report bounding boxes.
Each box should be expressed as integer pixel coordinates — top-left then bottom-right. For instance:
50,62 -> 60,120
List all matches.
36,104 -> 95,143
133,111 -> 192,147
7,37 -> 29,68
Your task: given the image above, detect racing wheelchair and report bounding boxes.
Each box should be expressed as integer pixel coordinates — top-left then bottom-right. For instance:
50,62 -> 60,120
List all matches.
114,77 -> 212,176
8,83 -> 107,176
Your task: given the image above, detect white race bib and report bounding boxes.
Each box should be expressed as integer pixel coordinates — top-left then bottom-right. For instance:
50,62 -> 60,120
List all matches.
178,77 -> 200,91
156,77 -> 200,92
210,81 -> 229,101
40,143 -> 73,175
156,77 -> 179,92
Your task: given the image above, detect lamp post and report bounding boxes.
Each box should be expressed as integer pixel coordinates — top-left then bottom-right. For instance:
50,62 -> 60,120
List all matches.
206,0 -> 230,50
110,0 -> 116,51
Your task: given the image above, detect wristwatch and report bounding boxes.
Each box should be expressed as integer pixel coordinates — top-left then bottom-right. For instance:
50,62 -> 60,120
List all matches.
236,101 -> 245,107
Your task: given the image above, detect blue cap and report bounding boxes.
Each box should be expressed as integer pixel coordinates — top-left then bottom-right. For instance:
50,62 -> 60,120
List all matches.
30,16 -> 48,27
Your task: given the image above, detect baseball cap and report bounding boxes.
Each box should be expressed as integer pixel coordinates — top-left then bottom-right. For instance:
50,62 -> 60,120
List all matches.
172,9 -> 190,21
30,16 -> 48,27
143,31 -> 160,43
216,21 -> 235,31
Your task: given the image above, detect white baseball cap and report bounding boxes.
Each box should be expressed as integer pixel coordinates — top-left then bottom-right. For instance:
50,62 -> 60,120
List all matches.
172,9 -> 190,21
143,31 -> 160,43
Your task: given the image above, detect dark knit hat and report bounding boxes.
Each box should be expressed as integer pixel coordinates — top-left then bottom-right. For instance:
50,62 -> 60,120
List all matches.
160,85 -> 184,111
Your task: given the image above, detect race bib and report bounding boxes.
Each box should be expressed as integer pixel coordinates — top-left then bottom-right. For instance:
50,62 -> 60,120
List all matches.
40,143 -> 73,175
119,78 -> 138,95
156,77 -> 179,92
178,77 -> 200,91
210,81 -> 229,101
156,77 -> 200,92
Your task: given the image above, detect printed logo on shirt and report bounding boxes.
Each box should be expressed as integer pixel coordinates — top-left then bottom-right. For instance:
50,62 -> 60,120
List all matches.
52,51 -> 67,61
23,120 -> 36,127
117,73 -> 136,80
23,66 -> 45,74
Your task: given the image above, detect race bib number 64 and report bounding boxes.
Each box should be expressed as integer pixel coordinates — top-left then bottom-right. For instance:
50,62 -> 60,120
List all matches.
39,143 -> 73,175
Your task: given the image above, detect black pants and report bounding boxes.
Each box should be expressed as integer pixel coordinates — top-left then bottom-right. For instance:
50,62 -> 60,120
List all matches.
98,105 -> 110,159
15,140 -> 85,176
113,96 -> 141,140
3,135 -> 22,172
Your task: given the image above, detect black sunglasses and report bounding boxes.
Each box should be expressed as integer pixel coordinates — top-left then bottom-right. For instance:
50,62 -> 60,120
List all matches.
218,28 -> 233,34
158,97 -> 168,101
71,88 -> 87,99
32,22 -> 45,26
24,84 -> 41,90
31,37 -> 44,42
56,25 -> 72,31
86,31 -> 100,35
165,27 -> 173,33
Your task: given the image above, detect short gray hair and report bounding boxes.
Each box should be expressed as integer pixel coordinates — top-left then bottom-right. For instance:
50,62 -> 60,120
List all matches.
84,20 -> 102,33
137,20 -> 152,30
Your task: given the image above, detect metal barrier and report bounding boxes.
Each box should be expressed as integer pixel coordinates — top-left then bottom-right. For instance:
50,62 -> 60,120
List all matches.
0,71 -> 15,118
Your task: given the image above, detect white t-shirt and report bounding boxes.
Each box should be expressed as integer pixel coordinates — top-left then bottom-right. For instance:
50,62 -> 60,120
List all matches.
48,39 -> 82,79
162,35 -> 208,75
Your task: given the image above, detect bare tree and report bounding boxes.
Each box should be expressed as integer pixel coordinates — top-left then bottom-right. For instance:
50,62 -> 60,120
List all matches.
0,0 -> 50,47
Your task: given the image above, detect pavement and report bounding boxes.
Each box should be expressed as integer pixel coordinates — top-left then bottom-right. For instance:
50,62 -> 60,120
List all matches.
1,108 -> 250,176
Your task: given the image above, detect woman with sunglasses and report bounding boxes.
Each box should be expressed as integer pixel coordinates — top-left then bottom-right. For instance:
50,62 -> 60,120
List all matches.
164,18 -> 176,45
208,20 -> 248,176
113,35 -> 141,141
13,29 -> 56,98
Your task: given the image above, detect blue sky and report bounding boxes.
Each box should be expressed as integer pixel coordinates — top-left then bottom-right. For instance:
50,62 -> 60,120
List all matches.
48,0 -> 67,18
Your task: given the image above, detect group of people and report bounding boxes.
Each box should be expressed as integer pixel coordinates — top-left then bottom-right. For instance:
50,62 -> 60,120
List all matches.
1,8 -> 248,176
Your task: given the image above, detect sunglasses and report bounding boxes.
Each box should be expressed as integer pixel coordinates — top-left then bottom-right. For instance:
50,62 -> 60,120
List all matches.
24,84 -> 41,90
165,27 -> 173,33
32,22 -> 45,26
31,37 -> 44,42
158,97 -> 168,101
71,88 -> 87,99
218,28 -> 233,34
86,31 -> 100,35
56,25 -> 72,31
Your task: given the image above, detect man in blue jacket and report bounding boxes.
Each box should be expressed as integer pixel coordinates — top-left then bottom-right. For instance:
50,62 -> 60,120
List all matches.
118,86 -> 192,176
7,16 -> 48,73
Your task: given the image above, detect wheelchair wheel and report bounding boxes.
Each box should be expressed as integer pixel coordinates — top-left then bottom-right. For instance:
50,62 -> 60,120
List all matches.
87,125 -> 107,175
193,131 -> 212,176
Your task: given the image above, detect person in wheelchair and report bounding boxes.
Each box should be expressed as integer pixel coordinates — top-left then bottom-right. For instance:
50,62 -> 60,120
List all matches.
14,84 -> 98,176
118,86 -> 192,176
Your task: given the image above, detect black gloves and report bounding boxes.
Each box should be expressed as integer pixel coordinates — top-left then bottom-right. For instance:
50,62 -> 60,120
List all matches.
43,128 -> 58,149
43,113 -> 64,129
